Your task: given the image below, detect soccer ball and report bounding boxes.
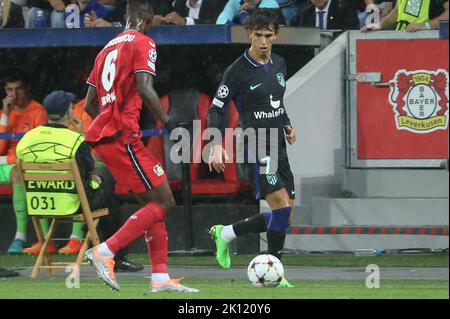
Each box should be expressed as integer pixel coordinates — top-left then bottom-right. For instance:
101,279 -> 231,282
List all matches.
247,254 -> 284,288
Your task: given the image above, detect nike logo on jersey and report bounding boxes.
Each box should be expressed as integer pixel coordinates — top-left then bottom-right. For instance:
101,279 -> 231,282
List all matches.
250,83 -> 262,90
270,94 -> 281,109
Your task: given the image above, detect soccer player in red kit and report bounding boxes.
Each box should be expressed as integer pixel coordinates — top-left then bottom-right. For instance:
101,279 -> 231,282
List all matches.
83,0 -> 198,293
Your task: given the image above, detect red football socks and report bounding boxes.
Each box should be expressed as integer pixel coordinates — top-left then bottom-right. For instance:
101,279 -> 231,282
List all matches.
145,221 -> 168,274
106,202 -> 166,254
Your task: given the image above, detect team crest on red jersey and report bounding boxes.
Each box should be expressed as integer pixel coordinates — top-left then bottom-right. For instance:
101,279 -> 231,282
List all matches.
153,163 -> 165,177
388,69 -> 449,134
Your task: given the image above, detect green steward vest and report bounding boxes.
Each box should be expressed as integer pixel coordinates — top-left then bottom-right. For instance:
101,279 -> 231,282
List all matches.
396,0 -> 431,30
16,125 -> 84,216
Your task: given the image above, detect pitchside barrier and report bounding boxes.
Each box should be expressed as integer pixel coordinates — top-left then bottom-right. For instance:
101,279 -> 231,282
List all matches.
286,226 -> 449,236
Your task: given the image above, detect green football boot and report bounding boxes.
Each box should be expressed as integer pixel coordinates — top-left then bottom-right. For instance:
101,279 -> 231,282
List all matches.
209,225 -> 231,269
277,277 -> 294,288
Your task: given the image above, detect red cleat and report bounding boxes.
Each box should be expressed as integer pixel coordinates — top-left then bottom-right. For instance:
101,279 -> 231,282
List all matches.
23,241 -> 57,255
58,239 -> 82,255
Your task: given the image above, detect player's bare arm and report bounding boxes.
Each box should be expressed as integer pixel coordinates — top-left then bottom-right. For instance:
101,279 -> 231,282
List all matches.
84,85 -> 100,119
207,101 -> 229,173
208,144 -> 229,173
136,72 -> 170,126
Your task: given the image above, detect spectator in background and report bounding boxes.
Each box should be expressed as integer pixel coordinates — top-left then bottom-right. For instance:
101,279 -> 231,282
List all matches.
0,72 -> 47,254
70,98 -> 94,132
85,0 -> 172,27
18,92 -> 86,256
17,94 -> 143,271
67,0 -> 109,28
1,0 -> 26,28
14,91 -> 107,257
0,73 -> 46,167
361,0 -> 449,31
162,0 -> 226,26
276,0 -> 307,25
352,0 -> 394,27
216,0 -> 284,25
84,0 -> 125,27
372,2 -> 395,24
26,0 -> 67,28
294,0 -> 359,30
1,90 -> 86,257
150,0 -> 173,25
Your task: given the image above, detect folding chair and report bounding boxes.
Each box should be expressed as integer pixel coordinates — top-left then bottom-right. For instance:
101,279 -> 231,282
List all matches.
16,159 -> 109,278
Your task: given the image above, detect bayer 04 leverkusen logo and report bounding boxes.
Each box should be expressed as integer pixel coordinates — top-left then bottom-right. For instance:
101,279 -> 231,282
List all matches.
388,69 -> 449,134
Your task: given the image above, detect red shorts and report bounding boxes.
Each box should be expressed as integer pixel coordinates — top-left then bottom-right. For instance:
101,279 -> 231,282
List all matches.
92,136 -> 167,195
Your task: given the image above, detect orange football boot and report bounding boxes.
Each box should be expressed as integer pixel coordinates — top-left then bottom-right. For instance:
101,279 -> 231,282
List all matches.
23,241 -> 57,255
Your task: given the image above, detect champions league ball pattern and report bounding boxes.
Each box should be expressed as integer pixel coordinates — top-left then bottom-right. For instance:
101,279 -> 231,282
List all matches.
247,254 -> 284,288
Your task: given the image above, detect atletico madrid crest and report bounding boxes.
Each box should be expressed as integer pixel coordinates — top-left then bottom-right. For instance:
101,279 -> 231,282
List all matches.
266,174 -> 278,186
276,73 -> 285,88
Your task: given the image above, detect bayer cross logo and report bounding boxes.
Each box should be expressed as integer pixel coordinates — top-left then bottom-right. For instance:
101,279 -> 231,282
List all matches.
217,85 -> 229,99
389,69 -> 449,133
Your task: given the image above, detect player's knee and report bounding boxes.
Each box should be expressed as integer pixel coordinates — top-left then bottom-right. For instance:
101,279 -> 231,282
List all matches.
271,193 -> 290,208
268,188 -> 290,209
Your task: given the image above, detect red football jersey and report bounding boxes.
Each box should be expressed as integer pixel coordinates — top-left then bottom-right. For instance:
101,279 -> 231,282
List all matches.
85,29 -> 158,144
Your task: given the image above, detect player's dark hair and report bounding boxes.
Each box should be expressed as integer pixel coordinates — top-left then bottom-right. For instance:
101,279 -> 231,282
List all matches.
245,8 -> 280,33
2,71 -> 31,88
126,0 -> 154,16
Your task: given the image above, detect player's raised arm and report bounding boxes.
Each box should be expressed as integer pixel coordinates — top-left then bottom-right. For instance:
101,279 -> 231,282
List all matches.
84,85 -> 99,119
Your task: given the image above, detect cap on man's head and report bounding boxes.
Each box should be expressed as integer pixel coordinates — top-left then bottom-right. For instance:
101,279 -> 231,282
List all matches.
43,91 -> 76,120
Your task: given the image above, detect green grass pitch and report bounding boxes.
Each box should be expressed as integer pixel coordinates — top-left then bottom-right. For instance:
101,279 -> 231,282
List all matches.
0,278 -> 447,299
0,253 -> 448,299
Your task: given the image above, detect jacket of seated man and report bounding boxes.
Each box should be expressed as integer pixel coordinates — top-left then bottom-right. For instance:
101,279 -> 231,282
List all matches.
216,0 -> 283,24
172,0 -> 227,25
294,0 -> 359,30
